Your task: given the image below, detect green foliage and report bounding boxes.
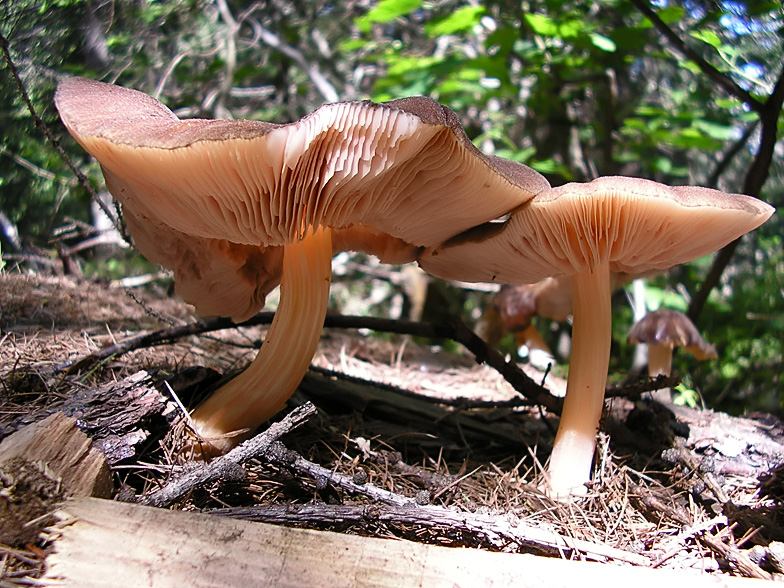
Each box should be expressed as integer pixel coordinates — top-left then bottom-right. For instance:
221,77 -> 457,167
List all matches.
356,0 -> 423,33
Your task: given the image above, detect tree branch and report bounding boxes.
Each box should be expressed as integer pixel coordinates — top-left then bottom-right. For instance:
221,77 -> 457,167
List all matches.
629,0 -> 764,112
688,65 -> 784,321
247,19 -> 339,103
210,501 -> 649,564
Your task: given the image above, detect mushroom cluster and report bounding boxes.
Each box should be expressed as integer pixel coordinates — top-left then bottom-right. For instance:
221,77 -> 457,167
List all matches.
420,176 -> 774,497
56,79 -> 774,498
55,77 -> 549,456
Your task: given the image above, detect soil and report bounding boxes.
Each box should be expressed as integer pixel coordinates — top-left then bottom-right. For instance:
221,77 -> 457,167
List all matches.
1,270 -> 783,583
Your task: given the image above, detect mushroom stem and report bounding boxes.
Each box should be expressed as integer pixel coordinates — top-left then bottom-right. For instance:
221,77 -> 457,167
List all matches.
646,342 -> 674,402
646,342 -> 673,378
545,262 -> 611,498
189,227 -> 333,456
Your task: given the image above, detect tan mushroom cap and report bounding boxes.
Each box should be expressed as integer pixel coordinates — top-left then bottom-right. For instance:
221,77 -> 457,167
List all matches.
123,212 -> 283,322
126,214 -> 418,323
55,77 -> 549,250
628,308 -> 717,361
420,176 -> 775,283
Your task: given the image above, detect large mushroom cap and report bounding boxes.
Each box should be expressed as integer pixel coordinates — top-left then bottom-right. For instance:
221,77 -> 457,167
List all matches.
55,77 -> 549,252
418,175 -> 773,498
420,176 -> 775,283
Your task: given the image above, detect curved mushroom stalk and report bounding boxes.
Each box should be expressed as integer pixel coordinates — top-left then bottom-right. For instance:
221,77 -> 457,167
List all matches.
544,263 -> 611,499
188,227 -> 332,456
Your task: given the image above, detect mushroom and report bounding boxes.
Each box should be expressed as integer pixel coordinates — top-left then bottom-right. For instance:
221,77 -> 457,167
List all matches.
478,272 -> 642,365
627,307 -> 717,402
419,176 -> 774,497
476,278 -> 572,366
55,77 -> 550,455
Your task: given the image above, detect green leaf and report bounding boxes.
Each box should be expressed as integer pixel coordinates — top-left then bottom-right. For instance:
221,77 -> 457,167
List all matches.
385,54 -> 443,76
690,29 -> 723,49
657,5 -> 684,25
340,39 -> 368,52
356,0 -> 423,33
523,13 -> 558,36
693,119 -> 735,141
673,384 -> 700,408
425,6 -> 485,36
589,33 -> 616,52
642,285 -> 689,312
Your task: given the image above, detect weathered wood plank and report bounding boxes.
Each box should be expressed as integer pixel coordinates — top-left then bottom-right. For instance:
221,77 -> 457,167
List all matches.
41,498 -> 767,588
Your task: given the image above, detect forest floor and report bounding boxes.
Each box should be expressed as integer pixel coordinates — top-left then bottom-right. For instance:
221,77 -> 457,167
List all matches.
1,270 -> 783,584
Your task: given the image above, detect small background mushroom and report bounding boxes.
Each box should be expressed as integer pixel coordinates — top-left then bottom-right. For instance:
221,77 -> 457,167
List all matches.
627,307 -> 718,403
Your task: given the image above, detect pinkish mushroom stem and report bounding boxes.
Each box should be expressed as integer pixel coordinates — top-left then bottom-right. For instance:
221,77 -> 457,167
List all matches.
545,262 -> 611,498
646,342 -> 674,378
188,227 -> 332,456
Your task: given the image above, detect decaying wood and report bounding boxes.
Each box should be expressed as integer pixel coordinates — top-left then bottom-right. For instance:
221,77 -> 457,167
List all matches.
5,370 -> 168,464
700,531 -> 773,581
40,497 -> 769,588
0,412 -> 111,498
668,404 -> 784,477
0,413 -> 111,545
139,402 -> 318,507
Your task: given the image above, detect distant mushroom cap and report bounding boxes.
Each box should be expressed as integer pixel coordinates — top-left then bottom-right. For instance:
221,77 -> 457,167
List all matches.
628,308 -> 717,361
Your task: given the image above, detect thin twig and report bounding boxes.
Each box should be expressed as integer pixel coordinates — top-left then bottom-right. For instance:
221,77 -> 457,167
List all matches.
138,402 -> 317,508
264,440 -> 418,508
699,530 -> 773,580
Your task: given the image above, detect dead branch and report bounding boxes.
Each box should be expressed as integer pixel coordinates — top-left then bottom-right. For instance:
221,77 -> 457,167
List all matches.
57,311 -> 677,415
263,439 -> 419,508
699,530 -> 773,580
139,402 -> 317,508
209,501 -> 650,564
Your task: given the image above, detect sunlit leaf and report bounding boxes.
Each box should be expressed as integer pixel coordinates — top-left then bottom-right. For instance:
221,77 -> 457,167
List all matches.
690,29 -> 723,49
523,13 -> 558,36
693,119 -> 735,141
425,5 -> 485,36
589,33 -> 616,52
356,0 -> 423,33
